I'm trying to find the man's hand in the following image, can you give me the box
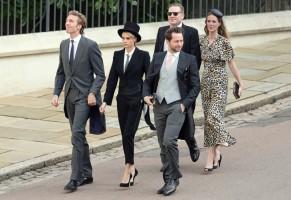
[144,96,154,106]
[88,93,96,106]
[51,95,59,107]
[180,104,185,113]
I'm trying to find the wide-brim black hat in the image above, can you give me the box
[118,21,141,42]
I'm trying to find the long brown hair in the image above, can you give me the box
[204,12,229,39]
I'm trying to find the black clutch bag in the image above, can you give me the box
[233,82,240,99]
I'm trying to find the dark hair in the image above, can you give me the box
[165,27,184,41]
[168,3,184,13]
[68,10,86,35]
[204,12,229,39]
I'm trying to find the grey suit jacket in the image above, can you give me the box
[53,36,105,106]
[142,51,200,139]
[53,36,106,134]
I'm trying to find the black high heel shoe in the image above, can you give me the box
[130,169,138,186]
[213,154,222,169]
[119,173,132,187]
[204,167,213,173]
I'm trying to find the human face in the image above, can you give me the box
[65,15,81,37]
[206,14,221,34]
[166,32,183,53]
[121,32,136,51]
[168,6,184,27]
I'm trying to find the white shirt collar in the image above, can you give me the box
[125,47,136,56]
[70,34,81,43]
[170,22,183,28]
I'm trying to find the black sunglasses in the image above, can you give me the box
[167,12,181,16]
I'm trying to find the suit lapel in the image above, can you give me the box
[160,26,169,51]
[177,51,187,74]
[72,36,85,73]
[124,48,139,73]
[119,49,126,74]
[63,39,70,71]
[155,51,167,73]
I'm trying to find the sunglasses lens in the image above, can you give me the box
[167,12,179,16]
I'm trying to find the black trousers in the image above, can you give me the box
[116,93,142,164]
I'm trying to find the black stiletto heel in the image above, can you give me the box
[218,154,222,167]
[213,154,222,169]
[204,167,213,173]
[130,169,138,186]
[119,174,132,187]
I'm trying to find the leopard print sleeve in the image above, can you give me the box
[220,37,235,62]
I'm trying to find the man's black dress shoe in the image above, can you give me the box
[78,177,93,186]
[189,148,200,162]
[157,179,179,195]
[64,180,78,192]
[157,183,167,194]
[163,179,179,196]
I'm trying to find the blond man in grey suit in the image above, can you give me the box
[51,10,105,192]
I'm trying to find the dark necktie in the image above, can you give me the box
[69,40,74,69]
[124,54,130,72]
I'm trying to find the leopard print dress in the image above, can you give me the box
[200,34,236,147]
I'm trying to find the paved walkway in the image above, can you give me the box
[0,37,291,181]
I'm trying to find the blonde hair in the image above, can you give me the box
[124,32,137,43]
[168,3,184,13]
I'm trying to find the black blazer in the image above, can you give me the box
[142,51,200,140]
[104,48,150,105]
[154,23,201,69]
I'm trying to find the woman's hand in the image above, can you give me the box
[99,102,107,113]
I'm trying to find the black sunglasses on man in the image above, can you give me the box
[167,12,181,16]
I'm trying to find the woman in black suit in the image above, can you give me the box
[99,22,150,187]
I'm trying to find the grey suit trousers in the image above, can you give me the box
[66,88,92,181]
[154,100,185,180]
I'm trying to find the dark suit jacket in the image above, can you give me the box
[154,23,201,69]
[104,48,150,105]
[53,36,106,133]
[142,51,200,139]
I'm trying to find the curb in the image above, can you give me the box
[0,84,290,182]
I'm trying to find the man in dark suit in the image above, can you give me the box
[154,3,201,68]
[143,27,200,196]
[51,10,105,192]
[154,3,201,170]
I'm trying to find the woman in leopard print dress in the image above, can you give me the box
[200,9,243,172]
